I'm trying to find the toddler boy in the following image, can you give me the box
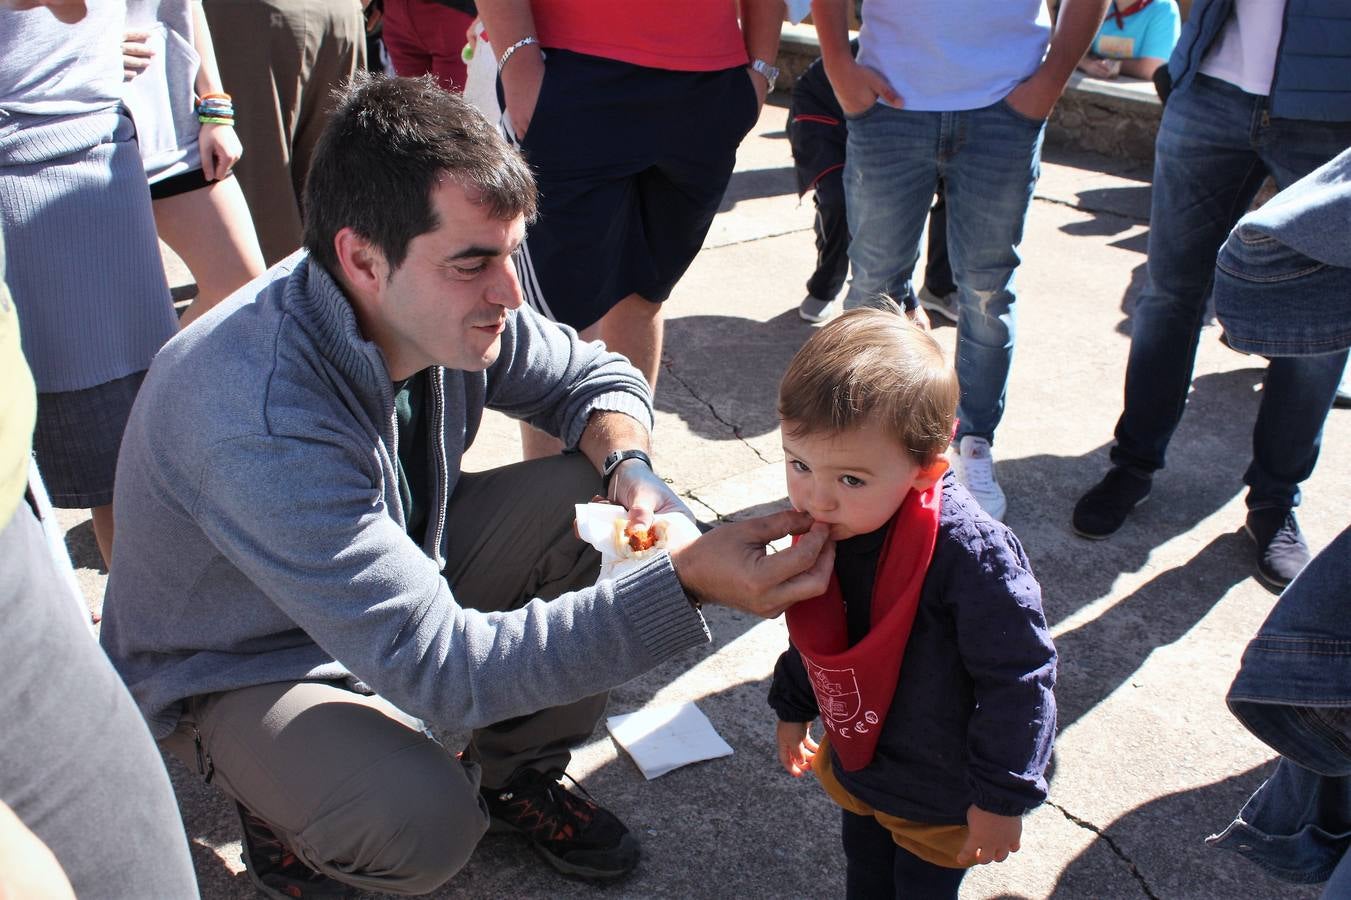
[768,308,1057,897]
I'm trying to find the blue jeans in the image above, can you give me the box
[1112,74,1351,509]
[842,810,967,899]
[1207,527,1351,887]
[843,100,1044,444]
[1213,145,1351,358]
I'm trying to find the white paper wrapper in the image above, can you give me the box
[606,701,734,780]
[574,502,702,582]
[462,23,501,121]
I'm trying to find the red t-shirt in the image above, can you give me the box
[533,0,748,72]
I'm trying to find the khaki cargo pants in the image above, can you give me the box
[162,454,604,894]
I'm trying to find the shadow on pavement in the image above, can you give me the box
[1069,185,1152,224]
[64,519,103,572]
[1051,763,1319,899]
[659,310,814,441]
[1000,365,1266,630]
[717,165,798,213]
[1049,531,1251,729]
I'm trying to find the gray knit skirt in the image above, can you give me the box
[0,106,177,506]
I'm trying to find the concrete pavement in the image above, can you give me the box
[62,95,1349,899]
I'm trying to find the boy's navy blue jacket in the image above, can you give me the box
[769,473,1057,824]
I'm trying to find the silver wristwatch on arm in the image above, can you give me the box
[749,58,779,93]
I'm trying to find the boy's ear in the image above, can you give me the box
[913,457,948,490]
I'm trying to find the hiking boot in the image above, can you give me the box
[918,286,958,324]
[482,769,640,881]
[235,803,353,900]
[1072,466,1153,539]
[951,436,1007,521]
[798,294,834,323]
[1245,507,1311,592]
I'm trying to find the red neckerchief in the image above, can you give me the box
[1110,0,1153,30]
[786,483,941,771]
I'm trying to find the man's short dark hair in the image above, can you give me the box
[303,73,538,275]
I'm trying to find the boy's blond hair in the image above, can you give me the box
[778,308,958,466]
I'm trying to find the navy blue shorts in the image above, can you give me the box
[509,49,760,331]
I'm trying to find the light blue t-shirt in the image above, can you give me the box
[857,0,1052,112]
[1092,0,1181,61]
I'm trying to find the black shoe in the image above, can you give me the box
[1245,507,1311,592]
[482,769,640,881]
[236,803,353,900]
[1072,467,1153,539]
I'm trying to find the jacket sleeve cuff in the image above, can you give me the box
[564,392,654,449]
[612,553,710,663]
[969,782,1044,818]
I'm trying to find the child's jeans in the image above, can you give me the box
[843,810,967,899]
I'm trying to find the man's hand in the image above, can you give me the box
[1003,72,1062,122]
[499,45,545,140]
[823,55,902,118]
[776,720,818,777]
[122,29,154,81]
[957,806,1023,865]
[670,510,834,617]
[608,458,695,531]
[746,67,769,113]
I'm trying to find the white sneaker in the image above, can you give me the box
[798,294,835,323]
[952,435,1007,521]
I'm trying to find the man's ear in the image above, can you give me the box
[332,227,386,300]
[913,457,948,491]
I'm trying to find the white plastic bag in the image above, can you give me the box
[462,21,500,121]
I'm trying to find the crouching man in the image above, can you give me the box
[100,74,833,897]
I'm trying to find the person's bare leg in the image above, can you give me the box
[152,177,265,328]
[519,295,662,460]
[90,503,113,570]
[519,320,605,460]
[600,293,663,388]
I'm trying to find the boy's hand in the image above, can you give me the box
[957,806,1022,865]
[776,720,818,777]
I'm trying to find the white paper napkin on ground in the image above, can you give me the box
[606,701,734,780]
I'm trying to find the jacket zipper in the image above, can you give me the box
[428,368,449,567]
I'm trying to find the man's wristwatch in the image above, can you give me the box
[749,58,779,94]
[602,449,653,497]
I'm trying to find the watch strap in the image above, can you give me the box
[750,58,779,92]
[602,449,653,494]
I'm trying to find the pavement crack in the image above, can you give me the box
[1048,802,1161,900]
[661,362,775,466]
